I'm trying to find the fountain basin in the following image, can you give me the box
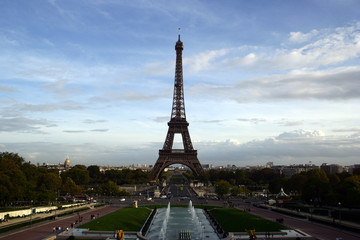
[146,201,219,240]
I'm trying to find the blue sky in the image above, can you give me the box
[0,0,359,167]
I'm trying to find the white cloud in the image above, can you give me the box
[1,124,359,166]
[188,66,360,102]
[273,23,360,69]
[0,85,18,92]
[83,119,107,124]
[276,129,325,140]
[90,129,109,132]
[289,30,319,43]
[0,141,159,166]
[153,116,169,123]
[110,90,167,102]
[276,119,304,127]
[193,21,360,72]
[237,118,266,124]
[0,117,55,133]
[198,119,225,124]
[144,61,172,75]
[14,101,84,112]
[196,129,360,166]
[63,130,86,133]
[42,38,55,47]
[184,49,228,73]
[332,128,360,133]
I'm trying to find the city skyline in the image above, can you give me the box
[0,0,359,167]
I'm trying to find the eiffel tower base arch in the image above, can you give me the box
[151,150,203,181]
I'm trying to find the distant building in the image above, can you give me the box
[346,164,360,174]
[42,155,71,173]
[266,162,274,168]
[64,155,70,169]
[202,164,213,169]
[320,163,343,174]
[272,164,318,178]
[281,167,302,178]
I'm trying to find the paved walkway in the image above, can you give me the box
[0,204,121,240]
[246,206,360,240]
[264,204,360,231]
[0,204,92,230]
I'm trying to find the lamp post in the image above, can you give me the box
[338,202,341,228]
[310,199,313,221]
[30,200,33,227]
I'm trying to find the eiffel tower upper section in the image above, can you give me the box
[161,30,195,153]
[171,32,186,121]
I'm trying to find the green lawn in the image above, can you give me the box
[78,206,288,233]
[210,208,289,232]
[79,207,151,231]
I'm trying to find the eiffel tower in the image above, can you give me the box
[151,30,204,181]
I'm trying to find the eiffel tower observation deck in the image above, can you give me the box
[151,30,204,181]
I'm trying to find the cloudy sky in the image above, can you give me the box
[0,0,359,167]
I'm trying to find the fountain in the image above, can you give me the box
[159,202,171,239]
[146,201,219,240]
[188,200,205,239]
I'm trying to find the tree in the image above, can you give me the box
[0,155,26,204]
[0,152,25,166]
[249,168,279,185]
[105,169,124,184]
[230,186,241,197]
[287,173,307,195]
[183,170,195,181]
[87,165,101,182]
[268,177,288,194]
[234,169,249,185]
[198,171,209,184]
[343,175,360,207]
[104,168,151,185]
[353,168,360,176]
[0,173,12,207]
[38,172,62,193]
[302,169,331,204]
[62,165,90,185]
[62,177,82,195]
[214,180,231,198]
[37,184,57,202]
[132,169,152,183]
[100,181,120,196]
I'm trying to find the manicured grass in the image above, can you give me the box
[210,208,289,232]
[79,206,288,233]
[79,207,151,231]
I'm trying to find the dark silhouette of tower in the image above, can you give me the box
[151,31,203,181]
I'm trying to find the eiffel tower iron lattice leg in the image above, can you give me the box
[152,151,203,181]
[151,30,203,181]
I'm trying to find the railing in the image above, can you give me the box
[159,149,197,155]
[171,149,185,153]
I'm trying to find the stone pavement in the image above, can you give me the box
[245,205,360,240]
[0,203,93,230]
[0,204,121,240]
[264,204,360,232]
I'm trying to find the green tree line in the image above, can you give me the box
[202,167,360,207]
[0,152,151,207]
